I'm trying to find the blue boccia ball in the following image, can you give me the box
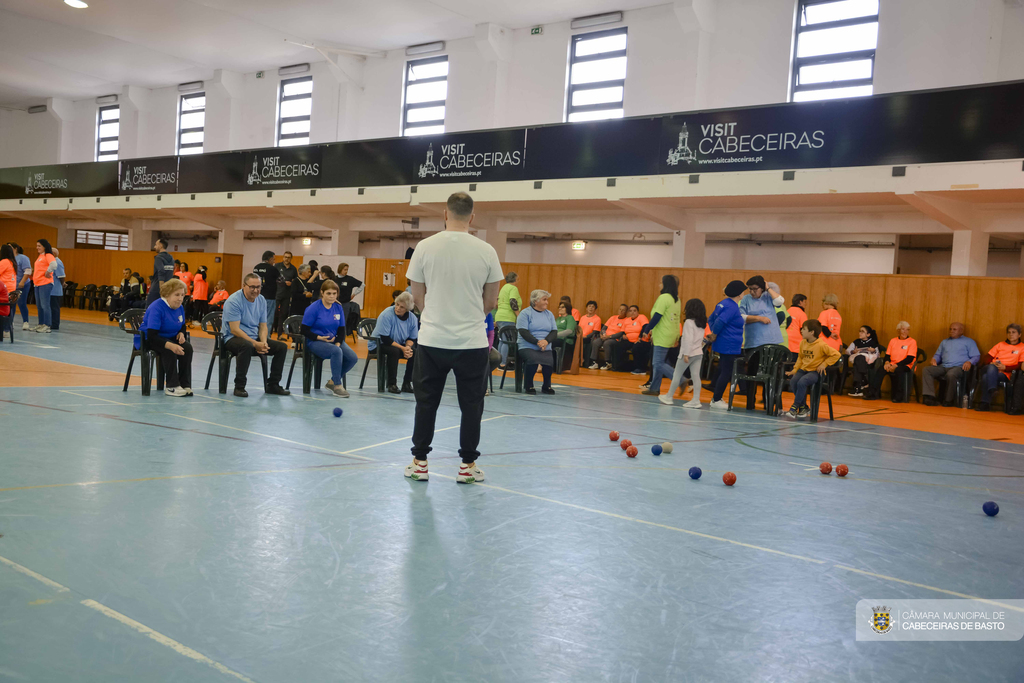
[652,444,663,456]
[983,501,999,517]
[333,407,343,418]
[688,466,702,480]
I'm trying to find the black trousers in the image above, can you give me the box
[870,365,913,401]
[610,339,645,371]
[223,336,287,388]
[192,299,208,322]
[152,335,193,388]
[382,344,416,384]
[524,362,553,390]
[411,345,489,463]
[850,355,876,390]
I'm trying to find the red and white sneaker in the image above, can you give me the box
[404,460,428,481]
[457,463,484,483]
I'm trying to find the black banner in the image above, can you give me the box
[118,156,179,195]
[243,146,323,191]
[322,128,528,187]
[525,118,662,180]
[0,162,117,199]
[176,151,248,194]
[0,166,26,200]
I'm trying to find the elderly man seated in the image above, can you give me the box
[922,322,980,407]
[369,291,418,394]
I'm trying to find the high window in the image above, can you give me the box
[177,92,205,155]
[96,105,119,161]
[75,229,128,251]
[791,0,879,102]
[566,27,627,122]
[402,56,448,137]
[277,76,312,147]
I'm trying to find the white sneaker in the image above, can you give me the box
[631,369,645,375]
[21,322,30,331]
[710,400,729,411]
[35,325,50,333]
[683,400,703,409]
[601,363,612,370]
[658,394,674,406]
[164,386,189,397]
[404,460,428,481]
[184,388,194,396]
[587,362,599,370]
[456,462,481,483]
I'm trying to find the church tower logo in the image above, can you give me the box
[121,166,133,191]
[418,144,439,178]
[246,157,260,186]
[666,122,698,166]
[25,175,33,195]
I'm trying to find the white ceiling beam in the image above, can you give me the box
[67,210,137,230]
[674,0,717,33]
[474,23,511,62]
[161,209,236,232]
[610,199,690,232]
[896,191,988,231]
[0,211,66,230]
[271,206,352,230]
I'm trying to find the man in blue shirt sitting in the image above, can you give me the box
[220,273,290,397]
[922,322,980,407]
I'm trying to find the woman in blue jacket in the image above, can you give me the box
[301,279,358,398]
[706,280,747,409]
[140,278,193,397]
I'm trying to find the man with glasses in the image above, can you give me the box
[220,273,290,397]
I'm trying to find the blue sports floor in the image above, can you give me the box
[1,321,1022,682]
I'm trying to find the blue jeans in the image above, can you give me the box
[34,282,52,327]
[16,282,31,322]
[307,340,358,385]
[495,321,515,365]
[790,369,822,409]
[266,299,277,333]
[979,364,1010,405]
[650,345,676,389]
[50,294,62,329]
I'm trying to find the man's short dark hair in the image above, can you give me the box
[792,293,807,306]
[283,251,292,257]
[262,250,275,261]
[156,238,168,249]
[586,300,598,308]
[628,304,639,311]
[446,192,474,219]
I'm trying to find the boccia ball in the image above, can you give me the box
[609,431,620,441]
[836,464,849,477]
[820,462,832,475]
[626,446,639,458]
[688,466,702,480]
[661,442,673,454]
[620,441,630,451]
[333,407,343,418]
[723,472,736,486]
[652,444,663,456]
[983,501,999,517]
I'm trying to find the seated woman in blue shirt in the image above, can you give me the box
[516,289,558,395]
[369,291,419,394]
[140,278,193,397]
[301,279,358,398]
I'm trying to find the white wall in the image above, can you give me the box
[6,0,1024,166]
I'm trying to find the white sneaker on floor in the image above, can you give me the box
[184,387,194,396]
[710,400,729,411]
[456,462,480,483]
[639,381,650,389]
[631,369,645,375]
[658,394,673,406]
[405,460,428,481]
[21,322,31,331]
[165,386,189,397]
[683,400,702,409]
[601,363,612,370]
[35,325,50,333]
[587,362,599,370]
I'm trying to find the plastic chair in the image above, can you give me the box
[119,309,159,396]
[1,290,19,343]
[936,364,978,408]
[969,366,1020,412]
[356,318,389,392]
[497,326,522,392]
[729,345,791,415]
[900,349,927,403]
[201,312,223,391]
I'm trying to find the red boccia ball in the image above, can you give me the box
[836,464,849,477]
[723,472,736,486]
[620,439,632,450]
[609,431,620,441]
[820,462,833,475]
[626,446,638,458]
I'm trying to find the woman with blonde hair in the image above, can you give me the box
[140,278,193,397]
[818,293,843,351]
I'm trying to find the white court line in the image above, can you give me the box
[81,600,257,683]
[0,554,256,682]
[59,389,132,406]
[973,446,1024,455]
[8,339,59,349]
[340,415,508,455]
[783,424,952,445]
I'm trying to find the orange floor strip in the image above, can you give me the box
[0,349,138,387]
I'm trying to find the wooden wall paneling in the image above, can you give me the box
[0,219,58,252]
[963,279,1024,354]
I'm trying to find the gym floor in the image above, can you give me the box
[1,314,1022,682]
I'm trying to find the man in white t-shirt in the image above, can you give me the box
[405,192,504,484]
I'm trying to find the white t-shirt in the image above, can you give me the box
[406,230,504,349]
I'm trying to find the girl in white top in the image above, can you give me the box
[660,298,708,408]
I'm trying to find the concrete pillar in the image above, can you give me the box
[1018,244,1024,278]
[330,225,360,255]
[205,69,244,153]
[55,223,76,250]
[127,224,154,252]
[950,230,989,276]
[117,86,150,160]
[671,229,705,268]
[476,229,507,261]
[217,226,244,254]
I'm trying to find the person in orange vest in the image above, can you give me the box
[786,294,808,357]
[865,321,917,402]
[818,293,842,351]
[975,323,1023,412]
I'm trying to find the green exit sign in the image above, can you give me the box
[531,26,543,35]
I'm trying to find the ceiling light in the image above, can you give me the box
[571,11,623,29]
[64,0,88,8]
[406,42,445,56]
